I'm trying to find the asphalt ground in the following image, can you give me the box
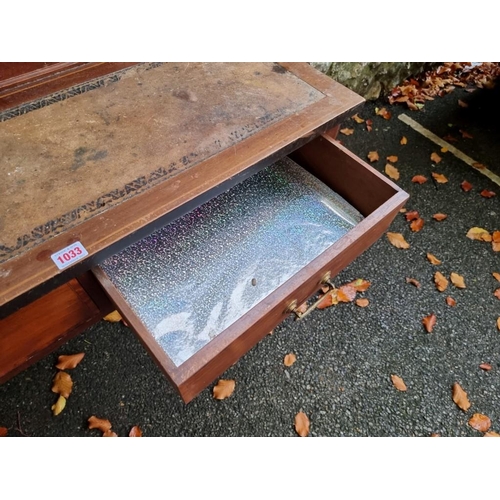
[1,80,499,438]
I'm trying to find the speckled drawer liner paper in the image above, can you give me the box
[100,157,363,366]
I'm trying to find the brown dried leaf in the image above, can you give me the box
[412,175,428,184]
[385,163,400,180]
[473,162,486,170]
[427,253,441,265]
[492,273,500,282]
[494,289,500,300]
[316,291,338,310]
[340,128,354,136]
[433,213,448,221]
[348,279,371,292]
[410,218,424,232]
[469,413,492,432]
[387,232,410,249]
[51,371,73,399]
[484,431,500,437]
[352,114,364,123]
[399,208,407,213]
[376,107,391,120]
[284,353,297,367]
[460,129,473,139]
[367,151,379,162]
[441,147,448,153]
[432,172,448,183]
[461,180,473,192]
[0,427,7,437]
[430,433,441,437]
[458,99,468,108]
[337,284,357,303]
[480,363,492,371]
[55,353,85,370]
[406,277,421,288]
[296,302,308,314]
[400,136,408,145]
[405,210,419,221]
[450,272,466,289]
[493,231,500,252]
[365,119,373,132]
[497,318,500,330]
[103,430,118,437]
[213,379,235,400]
[88,416,112,433]
[452,383,471,411]
[434,272,448,292]
[446,296,457,307]
[355,298,369,308]
[422,313,437,333]
[391,374,407,391]
[129,426,143,437]
[480,189,496,198]
[294,411,310,437]
[431,152,442,163]
[387,155,398,163]
[51,396,66,416]
[466,227,492,241]
[103,310,122,322]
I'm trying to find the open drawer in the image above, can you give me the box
[93,134,408,403]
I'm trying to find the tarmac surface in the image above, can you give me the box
[1,77,499,437]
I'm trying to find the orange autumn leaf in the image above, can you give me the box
[493,273,500,282]
[294,411,310,437]
[103,430,118,437]
[103,310,123,322]
[493,231,500,252]
[427,253,441,265]
[337,284,357,303]
[434,272,448,292]
[433,213,448,221]
[431,152,442,163]
[51,395,66,416]
[365,119,373,132]
[316,291,338,310]
[385,163,400,180]
[484,431,500,437]
[494,289,500,300]
[284,353,297,367]
[466,227,492,242]
[405,210,419,221]
[213,379,235,400]
[479,363,492,371]
[452,383,471,411]
[376,107,391,120]
[55,353,85,370]
[391,374,407,392]
[410,218,424,232]
[386,155,398,163]
[469,413,492,432]
[367,151,379,162]
[51,371,73,399]
[450,272,466,289]
[422,313,437,333]
[461,180,473,192]
[88,416,112,433]
[355,298,369,308]
[406,277,421,288]
[352,114,365,124]
[340,128,354,136]
[432,172,448,183]
[348,279,371,292]
[387,232,410,249]
[412,175,428,184]
[446,296,457,307]
[441,147,448,153]
[0,427,7,437]
[480,189,496,198]
[400,136,408,145]
[296,302,308,315]
[129,426,143,437]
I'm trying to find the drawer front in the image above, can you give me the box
[93,135,408,403]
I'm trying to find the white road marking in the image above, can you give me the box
[398,113,500,187]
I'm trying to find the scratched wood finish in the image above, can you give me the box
[94,136,409,403]
[0,63,364,313]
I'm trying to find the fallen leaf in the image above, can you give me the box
[294,411,310,437]
[446,296,457,307]
[104,310,122,322]
[387,232,410,249]
[466,227,492,242]
[433,213,448,221]
[337,284,357,303]
[427,253,441,265]
[410,218,424,232]
[412,175,428,184]
[51,371,73,399]
[55,353,85,370]
[365,119,373,132]
[493,231,500,252]
[493,273,500,282]
[284,353,297,367]
[376,107,391,120]
[213,379,235,400]
[51,396,66,416]
[316,291,338,309]
[461,180,473,192]
[406,277,421,288]
[443,134,458,142]
[0,427,8,437]
[340,128,354,136]
[458,99,469,108]
[385,163,400,180]
[473,162,486,170]
[400,136,408,145]
[432,172,448,183]
[367,151,379,162]
[469,413,491,432]
[387,155,398,163]
[450,272,466,289]
[296,302,308,314]
[431,152,442,163]
[422,313,437,333]
[460,129,473,139]
[430,433,441,437]
[129,426,143,437]
[348,279,371,292]
[103,430,118,437]
[480,189,496,198]
[352,114,364,124]
[484,431,500,437]
[405,210,419,221]
[452,383,471,411]
[88,416,112,433]
[434,272,448,292]
[494,289,500,300]
[356,298,369,307]
[480,363,492,371]
[497,318,500,330]
[441,147,448,153]
[391,374,407,391]
[399,208,407,213]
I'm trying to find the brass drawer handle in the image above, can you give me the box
[286,272,335,320]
